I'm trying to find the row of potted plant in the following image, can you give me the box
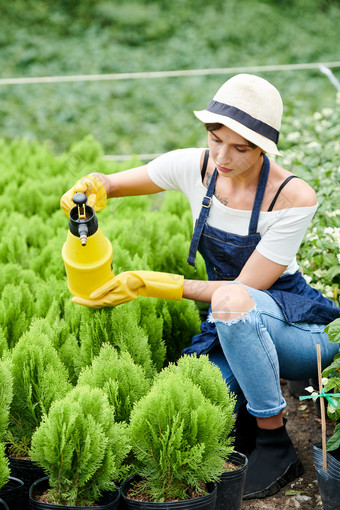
[0,353,248,509]
[2,320,338,508]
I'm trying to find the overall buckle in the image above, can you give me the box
[202,196,212,208]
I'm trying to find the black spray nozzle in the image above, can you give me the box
[78,222,89,246]
[69,192,98,246]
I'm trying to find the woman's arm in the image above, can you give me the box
[182,251,287,303]
[91,165,165,198]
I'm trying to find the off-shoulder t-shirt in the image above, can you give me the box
[147,148,317,275]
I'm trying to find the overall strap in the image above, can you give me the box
[201,149,210,182]
[267,175,299,211]
[187,159,218,269]
[248,154,270,235]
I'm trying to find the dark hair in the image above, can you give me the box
[204,123,257,150]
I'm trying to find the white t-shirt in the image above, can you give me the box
[147,148,317,275]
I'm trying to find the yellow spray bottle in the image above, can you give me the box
[62,192,114,299]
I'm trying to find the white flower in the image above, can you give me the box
[304,386,319,401]
[321,377,329,386]
[323,227,340,248]
[306,141,321,149]
[326,210,340,217]
[322,108,333,117]
[313,112,322,120]
[314,269,327,278]
[286,131,300,141]
[324,285,335,299]
[303,274,312,284]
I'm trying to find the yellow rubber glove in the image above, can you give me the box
[72,271,184,308]
[60,175,107,216]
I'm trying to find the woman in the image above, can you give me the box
[61,74,340,499]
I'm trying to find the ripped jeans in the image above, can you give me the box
[208,283,339,418]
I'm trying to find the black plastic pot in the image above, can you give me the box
[287,379,310,399]
[121,475,217,510]
[0,499,9,510]
[0,477,24,510]
[313,443,340,510]
[29,477,121,510]
[215,452,248,510]
[8,454,46,507]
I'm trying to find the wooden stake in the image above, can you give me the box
[317,344,327,470]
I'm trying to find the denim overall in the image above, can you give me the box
[183,154,339,357]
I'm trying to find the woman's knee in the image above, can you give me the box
[211,283,254,321]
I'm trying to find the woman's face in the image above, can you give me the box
[208,125,263,179]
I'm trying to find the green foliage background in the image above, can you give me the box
[1,0,340,155]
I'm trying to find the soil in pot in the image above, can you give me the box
[215,452,248,510]
[29,477,121,510]
[0,477,24,510]
[313,443,340,510]
[121,475,217,510]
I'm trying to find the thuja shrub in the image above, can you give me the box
[0,282,35,349]
[129,372,234,502]
[30,386,131,506]
[0,443,9,491]
[77,344,150,422]
[126,299,166,372]
[78,305,156,379]
[0,359,13,441]
[157,299,201,363]
[158,355,236,429]
[8,328,71,456]
[0,359,12,490]
[0,327,7,359]
[32,276,69,319]
[27,318,82,385]
[0,263,37,295]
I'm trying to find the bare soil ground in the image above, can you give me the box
[242,380,336,510]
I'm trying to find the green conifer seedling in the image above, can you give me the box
[129,372,234,502]
[157,354,236,436]
[0,443,10,491]
[30,386,131,506]
[0,359,13,491]
[8,328,71,457]
[78,306,156,379]
[77,344,150,422]
[0,359,13,441]
[0,282,34,349]
[27,317,82,386]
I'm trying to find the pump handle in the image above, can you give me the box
[72,192,87,205]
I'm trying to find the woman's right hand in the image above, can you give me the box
[60,174,108,215]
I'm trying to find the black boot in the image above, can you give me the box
[243,423,304,499]
[232,403,258,456]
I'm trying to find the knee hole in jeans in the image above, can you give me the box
[211,283,255,322]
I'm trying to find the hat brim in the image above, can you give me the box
[194,109,282,157]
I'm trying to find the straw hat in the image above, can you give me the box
[194,74,283,156]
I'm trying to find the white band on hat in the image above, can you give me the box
[206,100,280,144]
